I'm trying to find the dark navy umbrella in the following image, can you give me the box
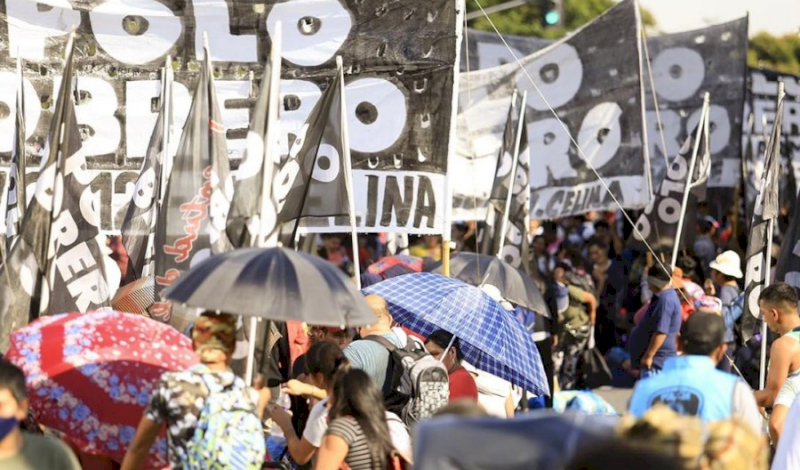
[428,253,550,317]
[363,272,549,395]
[163,247,376,326]
[413,411,618,470]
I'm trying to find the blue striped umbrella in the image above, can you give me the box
[363,272,549,396]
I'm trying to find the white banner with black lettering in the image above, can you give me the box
[454,17,748,221]
[455,0,647,221]
[0,0,459,235]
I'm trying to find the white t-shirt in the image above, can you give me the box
[772,396,800,470]
[464,363,512,418]
[301,397,412,459]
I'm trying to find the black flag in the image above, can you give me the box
[630,109,711,256]
[226,58,279,248]
[152,45,234,323]
[743,91,784,342]
[0,36,112,350]
[480,93,530,272]
[121,66,171,282]
[275,72,349,238]
[6,56,27,248]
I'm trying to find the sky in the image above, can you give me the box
[637,0,800,36]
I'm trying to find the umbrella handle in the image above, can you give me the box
[439,334,458,364]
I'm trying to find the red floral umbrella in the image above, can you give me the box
[6,310,198,469]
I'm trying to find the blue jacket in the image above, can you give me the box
[629,355,738,422]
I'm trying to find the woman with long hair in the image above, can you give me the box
[271,340,348,465]
[314,368,399,470]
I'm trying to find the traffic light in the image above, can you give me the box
[541,0,563,28]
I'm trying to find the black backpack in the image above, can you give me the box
[366,335,449,425]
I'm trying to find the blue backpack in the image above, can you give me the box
[185,373,265,470]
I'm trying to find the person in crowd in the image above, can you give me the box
[588,239,626,352]
[425,330,478,402]
[629,267,683,378]
[593,219,623,260]
[308,326,354,350]
[706,250,743,373]
[318,234,349,267]
[275,341,344,465]
[431,400,489,418]
[628,313,761,433]
[694,216,719,275]
[675,255,705,298]
[409,235,442,261]
[754,283,800,443]
[0,360,82,470]
[121,312,271,470]
[314,368,409,470]
[771,395,800,470]
[532,235,552,278]
[549,263,596,390]
[343,295,404,410]
[618,405,768,470]
[563,440,686,470]
[273,342,411,466]
[515,306,555,408]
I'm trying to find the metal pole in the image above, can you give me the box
[245,22,282,387]
[760,81,785,390]
[337,56,362,290]
[670,93,710,270]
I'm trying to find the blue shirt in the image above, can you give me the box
[344,333,403,389]
[629,288,682,369]
[629,355,739,422]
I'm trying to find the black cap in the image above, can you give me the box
[680,313,725,355]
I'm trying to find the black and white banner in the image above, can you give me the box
[0,0,459,235]
[744,69,800,209]
[455,0,647,221]
[480,93,530,271]
[454,16,748,221]
[631,116,711,255]
[644,18,748,220]
[742,91,781,342]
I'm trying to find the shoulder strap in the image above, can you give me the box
[365,335,399,352]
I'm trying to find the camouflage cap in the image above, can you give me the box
[192,312,237,356]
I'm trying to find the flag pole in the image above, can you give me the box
[244,22,282,387]
[442,0,466,277]
[670,92,709,270]
[336,56,361,289]
[496,90,526,257]
[760,81,785,390]
[159,55,173,207]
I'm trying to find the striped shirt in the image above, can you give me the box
[326,416,383,470]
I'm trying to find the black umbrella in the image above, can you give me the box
[163,247,376,326]
[428,253,549,317]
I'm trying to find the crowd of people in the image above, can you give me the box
[4,208,800,470]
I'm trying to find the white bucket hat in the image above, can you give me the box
[709,250,743,279]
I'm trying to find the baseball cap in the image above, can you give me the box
[680,312,724,355]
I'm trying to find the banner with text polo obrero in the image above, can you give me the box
[0,0,460,235]
[454,0,647,221]
[454,16,749,221]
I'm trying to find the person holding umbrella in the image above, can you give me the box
[0,360,82,470]
[425,330,478,403]
[121,312,270,470]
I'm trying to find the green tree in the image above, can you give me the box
[466,0,656,40]
[748,32,800,75]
